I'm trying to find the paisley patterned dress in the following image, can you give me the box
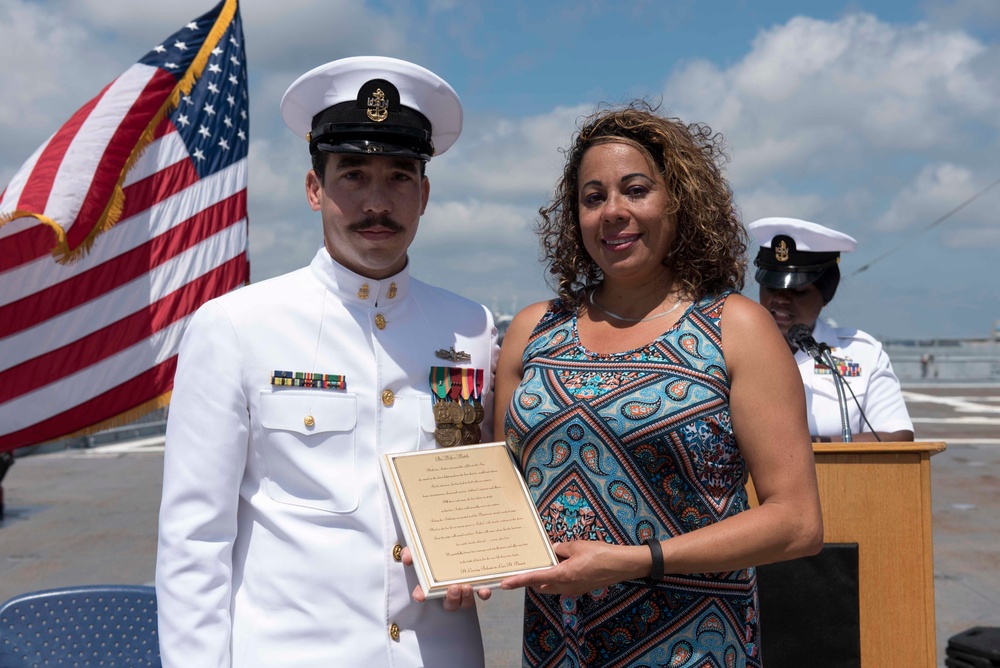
[505,294,760,668]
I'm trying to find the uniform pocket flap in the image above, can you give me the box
[260,392,358,434]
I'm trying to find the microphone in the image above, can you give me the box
[788,322,854,441]
[787,323,823,359]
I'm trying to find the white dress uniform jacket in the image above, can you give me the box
[796,319,912,439]
[156,248,499,668]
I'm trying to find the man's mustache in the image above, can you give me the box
[348,215,405,233]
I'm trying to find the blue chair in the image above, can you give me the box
[0,584,160,667]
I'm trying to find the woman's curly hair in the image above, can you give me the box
[538,100,748,306]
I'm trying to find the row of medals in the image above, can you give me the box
[433,398,485,447]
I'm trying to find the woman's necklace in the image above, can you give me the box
[588,289,682,323]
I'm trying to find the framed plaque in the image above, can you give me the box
[381,441,558,599]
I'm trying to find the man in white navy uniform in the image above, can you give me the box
[748,217,913,443]
[156,56,498,667]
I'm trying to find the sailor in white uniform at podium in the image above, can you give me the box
[749,217,913,442]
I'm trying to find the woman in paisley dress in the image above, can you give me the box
[495,102,824,668]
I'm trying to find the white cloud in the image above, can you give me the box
[0,2,109,133]
[735,186,828,227]
[409,199,550,308]
[664,14,997,190]
[247,139,304,214]
[247,212,322,284]
[419,200,536,242]
[875,163,983,231]
[432,105,589,202]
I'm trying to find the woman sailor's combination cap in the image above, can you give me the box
[748,217,858,289]
[280,55,462,161]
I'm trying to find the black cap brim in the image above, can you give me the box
[754,267,824,290]
[313,138,431,161]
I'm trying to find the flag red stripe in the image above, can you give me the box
[152,115,174,141]
[0,255,247,405]
[0,358,178,452]
[0,133,195,273]
[67,69,179,252]
[0,226,60,273]
[120,155,200,221]
[0,189,246,339]
[0,1,248,451]
[14,83,110,213]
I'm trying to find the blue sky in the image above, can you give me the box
[1,0,998,339]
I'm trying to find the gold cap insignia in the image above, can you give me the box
[367,88,388,123]
[775,240,790,263]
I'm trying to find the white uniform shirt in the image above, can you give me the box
[156,248,499,668]
[796,319,912,439]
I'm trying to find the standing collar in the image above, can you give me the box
[811,318,836,348]
[308,247,411,307]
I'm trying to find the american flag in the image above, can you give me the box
[0,0,249,451]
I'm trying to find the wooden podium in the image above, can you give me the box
[752,441,946,667]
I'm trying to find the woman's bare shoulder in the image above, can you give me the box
[504,300,556,347]
[719,292,778,334]
[512,300,554,325]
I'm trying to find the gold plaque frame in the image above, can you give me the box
[381,441,558,599]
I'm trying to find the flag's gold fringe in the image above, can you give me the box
[0,210,68,248]
[53,0,241,265]
[174,0,240,107]
[44,391,173,446]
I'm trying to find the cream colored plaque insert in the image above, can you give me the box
[382,442,557,597]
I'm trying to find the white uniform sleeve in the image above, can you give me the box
[156,301,249,668]
[860,342,913,434]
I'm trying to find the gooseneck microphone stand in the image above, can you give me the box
[817,344,852,443]
[788,324,853,442]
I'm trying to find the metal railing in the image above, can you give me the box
[18,409,168,456]
[884,341,1000,383]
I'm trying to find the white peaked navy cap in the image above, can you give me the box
[748,217,857,290]
[280,55,463,161]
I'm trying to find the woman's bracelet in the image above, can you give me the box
[643,538,664,581]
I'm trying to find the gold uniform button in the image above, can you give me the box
[389,623,400,641]
[382,389,395,407]
[375,314,386,330]
[303,415,315,428]
[392,543,403,562]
